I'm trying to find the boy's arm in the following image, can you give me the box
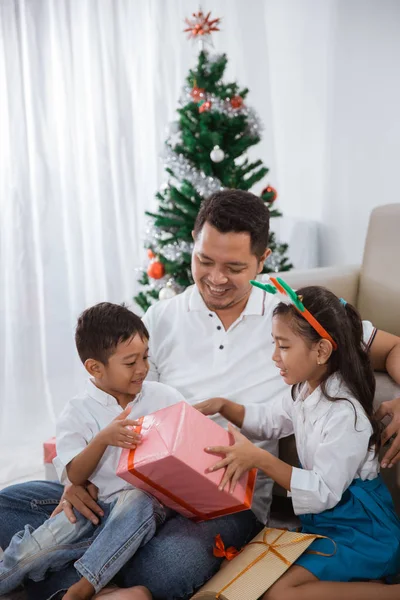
[66,436,108,486]
[66,406,142,486]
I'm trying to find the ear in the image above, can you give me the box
[191,230,196,241]
[84,358,104,379]
[317,339,333,365]
[257,248,271,273]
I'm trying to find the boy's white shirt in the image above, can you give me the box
[143,284,377,523]
[53,380,185,502]
[242,372,379,516]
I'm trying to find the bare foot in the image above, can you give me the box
[64,576,96,600]
[94,586,152,599]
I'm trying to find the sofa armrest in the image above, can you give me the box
[268,265,361,306]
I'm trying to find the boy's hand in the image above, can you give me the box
[194,397,226,416]
[97,406,143,449]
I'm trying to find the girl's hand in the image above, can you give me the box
[97,406,142,449]
[205,423,260,493]
[194,397,226,416]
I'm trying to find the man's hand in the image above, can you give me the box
[194,398,226,416]
[205,423,260,493]
[50,483,103,525]
[376,397,400,468]
[97,406,142,449]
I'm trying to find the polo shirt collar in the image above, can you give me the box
[86,378,142,407]
[188,284,267,316]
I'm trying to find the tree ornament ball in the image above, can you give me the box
[147,260,165,279]
[262,185,278,202]
[210,145,225,163]
[199,100,212,113]
[230,95,243,109]
[191,86,205,101]
[159,285,177,301]
[147,249,156,260]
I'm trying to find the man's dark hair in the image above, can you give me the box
[193,189,270,258]
[75,302,149,364]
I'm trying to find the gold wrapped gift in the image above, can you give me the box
[192,528,320,600]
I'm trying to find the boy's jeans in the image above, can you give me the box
[0,480,263,599]
[0,487,166,595]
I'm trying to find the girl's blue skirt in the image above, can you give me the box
[295,475,400,581]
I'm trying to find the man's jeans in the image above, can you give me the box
[0,481,263,600]
[0,487,166,595]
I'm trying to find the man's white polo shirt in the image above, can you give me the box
[143,285,283,523]
[143,284,377,524]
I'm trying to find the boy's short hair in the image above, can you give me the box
[75,302,149,364]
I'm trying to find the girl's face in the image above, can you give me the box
[272,313,322,387]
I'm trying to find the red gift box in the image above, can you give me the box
[117,401,256,520]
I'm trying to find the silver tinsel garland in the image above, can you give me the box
[162,144,225,197]
[180,86,263,138]
[264,251,282,273]
[143,219,193,259]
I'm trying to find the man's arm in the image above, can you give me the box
[369,330,400,382]
[370,329,400,467]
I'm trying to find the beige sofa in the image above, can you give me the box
[273,203,400,513]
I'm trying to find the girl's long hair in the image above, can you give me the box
[273,286,380,450]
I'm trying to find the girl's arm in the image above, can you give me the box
[195,393,295,440]
[195,398,245,427]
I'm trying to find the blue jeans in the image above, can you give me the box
[0,481,263,600]
[0,487,167,595]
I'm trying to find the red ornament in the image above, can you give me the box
[147,249,156,260]
[184,11,221,40]
[191,86,205,102]
[147,260,165,280]
[230,96,244,109]
[261,185,278,203]
[199,100,212,114]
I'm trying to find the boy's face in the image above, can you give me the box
[95,333,149,398]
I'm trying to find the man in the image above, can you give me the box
[1,190,399,600]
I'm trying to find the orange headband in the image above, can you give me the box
[250,277,337,350]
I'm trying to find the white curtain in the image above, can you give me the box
[0,0,278,485]
[1,0,399,485]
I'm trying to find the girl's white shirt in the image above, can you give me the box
[242,372,379,515]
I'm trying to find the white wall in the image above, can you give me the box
[263,0,400,266]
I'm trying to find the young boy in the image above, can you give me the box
[0,303,185,600]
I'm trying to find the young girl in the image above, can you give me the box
[195,282,400,600]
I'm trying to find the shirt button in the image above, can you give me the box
[209,313,213,317]
[219,345,224,350]
[217,326,222,330]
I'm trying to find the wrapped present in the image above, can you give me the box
[117,401,256,520]
[192,528,329,600]
[43,437,58,481]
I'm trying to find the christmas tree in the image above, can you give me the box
[135,11,292,313]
